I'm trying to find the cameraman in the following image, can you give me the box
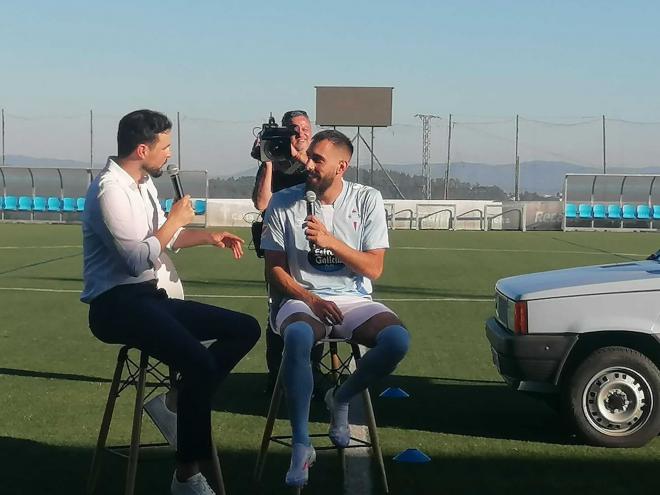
[251,110,324,396]
[252,110,311,210]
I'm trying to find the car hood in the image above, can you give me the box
[497,260,660,300]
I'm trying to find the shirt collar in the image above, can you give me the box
[106,157,148,190]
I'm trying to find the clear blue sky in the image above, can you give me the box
[2,0,659,174]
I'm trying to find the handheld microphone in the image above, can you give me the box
[305,190,316,217]
[305,190,316,250]
[167,163,184,201]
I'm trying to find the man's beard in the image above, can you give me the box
[307,174,333,195]
[147,168,164,178]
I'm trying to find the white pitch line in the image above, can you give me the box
[0,245,82,249]
[0,244,647,257]
[392,246,647,256]
[0,287,80,293]
[0,287,492,302]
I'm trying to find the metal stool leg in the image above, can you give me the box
[209,428,227,495]
[87,346,129,495]
[254,365,284,484]
[352,344,389,494]
[124,351,149,495]
[361,387,389,494]
[330,342,341,384]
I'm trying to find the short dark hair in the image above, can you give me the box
[310,129,354,158]
[117,109,172,158]
[281,110,309,128]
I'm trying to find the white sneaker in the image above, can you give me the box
[171,472,215,495]
[325,389,350,448]
[285,443,316,487]
[144,392,177,448]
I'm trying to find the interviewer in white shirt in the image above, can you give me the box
[81,109,260,495]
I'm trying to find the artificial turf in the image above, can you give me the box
[1,223,660,494]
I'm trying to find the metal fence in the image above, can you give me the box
[2,110,659,199]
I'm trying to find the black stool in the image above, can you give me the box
[253,338,389,494]
[86,345,226,495]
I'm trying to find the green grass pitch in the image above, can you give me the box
[1,223,660,494]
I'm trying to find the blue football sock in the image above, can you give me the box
[282,321,315,446]
[334,325,410,404]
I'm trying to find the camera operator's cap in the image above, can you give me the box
[281,110,309,127]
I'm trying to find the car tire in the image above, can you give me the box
[563,346,660,448]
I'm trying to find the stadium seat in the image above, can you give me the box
[194,199,207,215]
[564,203,577,218]
[653,205,660,220]
[592,204,606,219]
[164,198,174,214]
[33,196,47,212]
[76,197,86,212]
[637,205,651,220]
[62,197,76,212]
[159,199,167,211]
[18,196,33,211]
[622,204,636,219]
[47,197,61,212]
[607,204,622,219]
[4,196,18,211]
[578,203,592,219]
[0,196,3,210]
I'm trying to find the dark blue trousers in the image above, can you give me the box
[89,281,260,462]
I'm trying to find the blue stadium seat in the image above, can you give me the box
[62,197,76,212]
[622,204,636,219]
[194,199,207,215]
[607,204,622,219]
[18,196,33,211]
[0,196,3,210]
[653,205,660,220]
[592,204,606,219]
[33,196,47,212]
[76,197,86,212]
[159,199,167,211]
[47,197,62,212]
[637,204,651,220]
[164,199,174,214]
[578,203,592,219]
[564,203,577,218]
[4,196,18,211]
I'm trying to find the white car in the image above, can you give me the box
[486,256,660,447]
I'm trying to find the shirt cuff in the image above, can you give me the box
[166,227,184,253]
[145,236,162,267]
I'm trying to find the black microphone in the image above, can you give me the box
[167,163,184,201]
[305,190,316,250]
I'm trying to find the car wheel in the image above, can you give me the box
[564,346,660,448]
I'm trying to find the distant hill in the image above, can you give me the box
[5,154,660,195]
[374,161,660,195]
[3,154,98,169]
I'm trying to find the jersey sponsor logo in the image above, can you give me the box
[308,247,345,272]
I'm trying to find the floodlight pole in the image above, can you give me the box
[370,127,374,186]
[444,114,453,200]
[177,112,182,168]
[356,126,360,183]
[1,108,4,167]
[602,114,606,174]
[415,113,440,200]
[90,109,94,169]
[514,114,520,201]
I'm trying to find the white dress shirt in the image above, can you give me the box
[81,158,182,303]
